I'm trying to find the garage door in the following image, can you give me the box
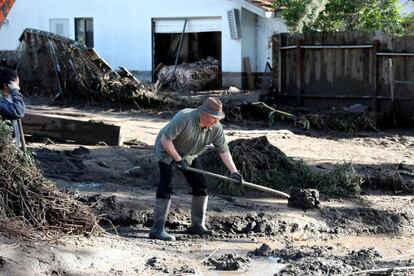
[153,17,221,33]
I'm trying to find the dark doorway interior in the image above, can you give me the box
[153,31,221,84]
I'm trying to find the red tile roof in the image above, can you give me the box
[246,0,275,12]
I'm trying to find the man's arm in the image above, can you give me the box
[220,150,243,184]
[160,133,182,161]
[219,150,238,173]
[0,89,25,120]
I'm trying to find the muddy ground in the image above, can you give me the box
[1,100,414,276]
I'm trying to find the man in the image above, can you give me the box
[150,97,243,241]
[0,68,26,145]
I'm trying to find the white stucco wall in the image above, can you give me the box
[0,0,287,87]
[256,16,287,73]
[241,8,257,72]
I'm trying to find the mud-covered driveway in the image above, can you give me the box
[1,103,413,275]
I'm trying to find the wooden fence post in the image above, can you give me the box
[372,39,379,111]
[296,39,304,106]
[272,35,281,95]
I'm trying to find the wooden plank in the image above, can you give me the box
[243,57,255,90]
[118,66,142,84]
[22,113,124,146]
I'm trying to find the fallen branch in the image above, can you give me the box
[0,121,101,240]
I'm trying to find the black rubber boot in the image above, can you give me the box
[149,198,175,241]
[188,196,212,236]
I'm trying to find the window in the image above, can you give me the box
[49,19,70,37]
[75,18,94,48]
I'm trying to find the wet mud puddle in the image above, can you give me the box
[181,239,286,275]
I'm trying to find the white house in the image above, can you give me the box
[0,0,287,88]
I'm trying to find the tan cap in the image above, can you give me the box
[199,97,225,119]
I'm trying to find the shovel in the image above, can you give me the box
[186,167,290,199]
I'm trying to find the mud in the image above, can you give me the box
[204,253,250,271]
[75,191,414,250]
[248,243,273,257]
[287,187,321,210]
[146,257,196,274]
[268,246,413,276]
[78,194,152,227]
[2,103,412,275]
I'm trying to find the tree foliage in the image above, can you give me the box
[272,0,328,33]
[401,11,414,36]
[274,0,406,35]
[311,0,403,33]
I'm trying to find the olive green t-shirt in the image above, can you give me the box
[155,108,229,165]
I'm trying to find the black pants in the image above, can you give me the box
[156,158,208,199]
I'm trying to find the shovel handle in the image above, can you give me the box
[186,167,290,199]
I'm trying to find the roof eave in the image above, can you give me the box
[234,0,267,17]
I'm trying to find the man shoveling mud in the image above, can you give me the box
[149,97,243,241]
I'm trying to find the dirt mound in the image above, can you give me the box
[200,136,363,196]
[0,122,98,239]
[199,136,293,195]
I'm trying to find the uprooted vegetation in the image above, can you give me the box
[0,121,99,239]
[303,110,379,132]
[200,136,364,196]
[244,103,392,133]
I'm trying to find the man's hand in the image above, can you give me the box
[175,159,188,171]
[8,81,20,90]
[230,171,243,185]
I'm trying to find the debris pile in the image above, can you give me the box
[157,56,220,92]
[200,136,363,196]
[363,165,414,193]
[0,121,99,239]
[302,110,379,132]
[1,29,184,107]
[239,103,380,132]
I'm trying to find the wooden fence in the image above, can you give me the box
[272,31,414,125]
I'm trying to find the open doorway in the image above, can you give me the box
[153,32,221,89]
[154,32,221,66]
[152,18,222,90]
